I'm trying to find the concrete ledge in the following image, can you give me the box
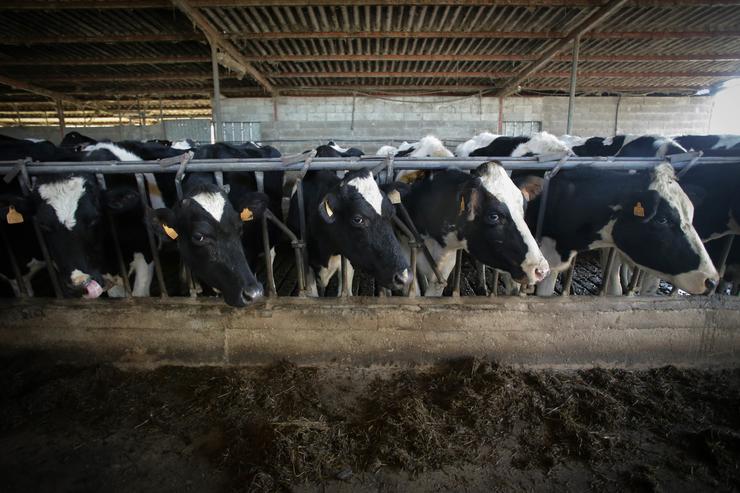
[0,297,739,369]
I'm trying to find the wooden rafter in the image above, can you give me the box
[171,0,275,94]
[0,74,112,114]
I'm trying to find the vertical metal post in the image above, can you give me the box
[55,99,65,141]
[210,41,223,143]
[256,177,276,296]
[711,234,735,295]
[407,241,418,298]
[490,270,499,297]
[341,255,350,297]
[561,259,576,296]
[452,249,463,297]
[625,266,642,296]
[565,34,580,135]
[159,97,167,140]
[476,260,488,296]
[599,248,616,296]
[17,167,63,298]
[497,97,504,134]
[134,173,168,298]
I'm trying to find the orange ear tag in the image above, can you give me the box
[387,190,401,205]
[240,207,254,222]
[459,195,466,214]
[6,206,24,225]
[163,224,178,240]
[633,202,645,217]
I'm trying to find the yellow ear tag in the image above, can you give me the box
[633,202,645,218]
[324,199,334,217]
[459,195,466,214]
[387,189,401,205]
[240,207,254,222]
[163,224,178,240]
[6,206,24,225]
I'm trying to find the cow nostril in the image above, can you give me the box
[704,278,718,292]
[534,267,548,281]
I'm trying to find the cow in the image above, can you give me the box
[148,172,269,306]
[59,131,97,151]
[287,168,412,296]
[465,131,571,158]
[327,141,364,157]
[520,162,719,296]
[568,134,686,158]
[455,132,499,157]
[376,135,454,159]
[401,161,549,296]
[674,135,740,157]
[0,146,149,299]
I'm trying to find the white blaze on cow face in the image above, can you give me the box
[477,162,550,283]
[38,176,87,230]
[346,174,383,216]
[193,192,227,222]
[649,162,718,293]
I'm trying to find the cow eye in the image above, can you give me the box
[192,233,207,244]
[486,212,501,225]
[654,216,669,225]
[352,215,364,226]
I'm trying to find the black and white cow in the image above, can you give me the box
[567,134,686,158]
[149,172,268,306]
[287,169,411,295]
[401,161,549,295]
[674,135,740,157]
[0,146,149,299]
[520,162,719,295]
[327,141,364,157]
[59,131,97,151]
[458,131,571,158]
[377,135,454,159]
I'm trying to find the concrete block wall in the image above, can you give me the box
[220,94,715,153]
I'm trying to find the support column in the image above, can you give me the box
[497,96,504,134]
[55,99,65,140]
[210,40,223,143]
[566,35,581,135]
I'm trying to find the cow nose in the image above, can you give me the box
[534,267,549,282]
[704,278,718,293]
[393,269,413,288]
[243,285,264,302]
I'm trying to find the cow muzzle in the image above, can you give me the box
[391,268,413,291]
[520,258,550,285]
[238,285,264,306]
[69,269,104,299]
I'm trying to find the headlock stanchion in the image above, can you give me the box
[1,154,739,300]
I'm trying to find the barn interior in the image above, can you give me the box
[0,2,739,492]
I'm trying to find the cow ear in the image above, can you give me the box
[318,192,340,224]
[148,207,178,241]
[515,175,545,202]
[622,190,660,223]
[0,194,36,217]
[234,192,269,222]
[104,187,140,214]
[380,182,410,205]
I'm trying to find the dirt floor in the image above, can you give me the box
[1,355,739,493]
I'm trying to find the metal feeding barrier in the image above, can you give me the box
[0,153,738,301]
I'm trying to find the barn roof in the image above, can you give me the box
[0,1,738,125]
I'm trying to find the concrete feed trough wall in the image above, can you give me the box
[0,297,738,369]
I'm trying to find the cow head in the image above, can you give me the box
[610,163,719,294]
[317,169,412,290]
[1,174,140,298]
[458,162,549,284]
[150,184,267,307]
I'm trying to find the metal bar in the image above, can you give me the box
[562,260,576,296]
[341,256,351,297]
[210,40,223,143]
[396,202,447,285]
[16,165,64,299]
[491,270,499,297]
[55,99,65,141]
[565,35,580,135]
[712,234,735,295]
[408,241,418,298]
[0,221,30,297]
[2,156,736,176]
[96,173,132,297]
[599,248,617,296]
[476,261,488,296]
[134,173,168,298]
[256,175,276,297]
[263,209,306,296]
[625,266,642,295]
[452,249,463,297]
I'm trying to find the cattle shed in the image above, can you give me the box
[1,3,740,491]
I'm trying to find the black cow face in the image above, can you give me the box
[1,175,140,298]
[459,162,549,284]
[151,187,268,307]
[317,170,411,290]
[610,164,718,294]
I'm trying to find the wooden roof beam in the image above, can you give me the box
[0,56,211,66]
[171,0,275,94]
[496,0,629,97]
[265,70,738,79]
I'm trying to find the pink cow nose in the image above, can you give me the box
[534,267,549,282]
